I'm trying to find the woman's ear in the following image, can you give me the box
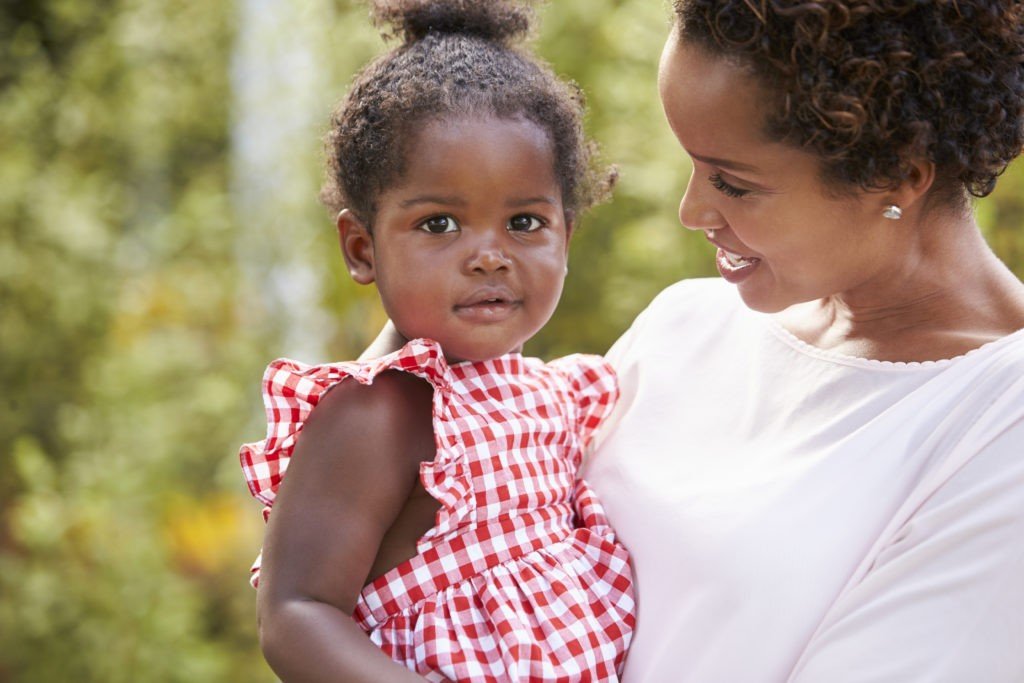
[337,209,376,285]
[882,158,936,218]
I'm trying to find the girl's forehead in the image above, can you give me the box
[373,115,564,216]
[410,115,552,152]
[360,109,576,222]
[398,117,556,180]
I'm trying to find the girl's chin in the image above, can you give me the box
[435,336,527,365]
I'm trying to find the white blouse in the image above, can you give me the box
[584,278,1024,682]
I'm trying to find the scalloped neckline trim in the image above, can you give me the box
[447,352,529,379]
[762,316,1024,371]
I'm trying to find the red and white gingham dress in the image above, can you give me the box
[240,339,635,682]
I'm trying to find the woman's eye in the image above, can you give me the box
[419,215,458,234]
[709,173,750,198]
[508,215,544,232]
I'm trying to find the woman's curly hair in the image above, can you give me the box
[673,0,1024,200]
[320,0,614,225]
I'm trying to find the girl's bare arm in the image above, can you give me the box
[256,371,435,682]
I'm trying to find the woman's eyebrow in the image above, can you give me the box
[687,151,760,173]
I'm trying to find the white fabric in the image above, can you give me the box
[583,278,1024,683]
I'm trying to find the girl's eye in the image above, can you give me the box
[508,214,544,232]
[709,173,750,198]
[419,215,458,234]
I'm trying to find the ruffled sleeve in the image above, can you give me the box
[238,339,452,513]
[547,354,620,448]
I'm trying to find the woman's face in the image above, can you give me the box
[658,28,907,313]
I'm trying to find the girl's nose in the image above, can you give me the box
[678,175,726,233]
[464,233,512,274]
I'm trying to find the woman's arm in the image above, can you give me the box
[789,418,1024,682]
[357,320,407,361]
[256,371,435,682]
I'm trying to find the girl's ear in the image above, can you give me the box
[337,209,376,285]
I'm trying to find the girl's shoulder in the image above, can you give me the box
[541,353,618,402]
[542,352,615,383]
[266,338,454,396]
[239,339,450,507]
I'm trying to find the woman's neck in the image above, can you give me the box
[775,218,1024,363]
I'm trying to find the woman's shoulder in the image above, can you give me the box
[635,277,744,328]
[648,276,736,307]
[606,277,747,363]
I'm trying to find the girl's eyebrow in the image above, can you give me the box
[507,196,558,208]
[399,195,467,208]
[398,195,559,208]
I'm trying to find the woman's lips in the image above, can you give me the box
[704,235,761,284]
[715,247,760,283]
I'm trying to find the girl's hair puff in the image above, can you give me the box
[673,0,1024,202]
[321,0,615,226]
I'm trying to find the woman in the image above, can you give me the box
[583,1,1024,681]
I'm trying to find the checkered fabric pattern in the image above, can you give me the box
[239,339,635,681]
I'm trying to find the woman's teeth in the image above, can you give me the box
[723,250,756,267]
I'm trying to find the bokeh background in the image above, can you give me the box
[2,1,1022,680]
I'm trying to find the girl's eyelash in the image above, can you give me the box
[418,215,458,233]
[416,214,548,233]
[708,173,750,198]
[509,214,546,232]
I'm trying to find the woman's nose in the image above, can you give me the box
[678,175,726,233]
[464,233,512,274]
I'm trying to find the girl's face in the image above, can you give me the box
[658,29,909,313]
[340,116,571,363]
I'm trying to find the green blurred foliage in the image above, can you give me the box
[1,0,270,680]
[1,0,1021,681]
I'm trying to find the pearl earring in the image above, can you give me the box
[882,204,903,220]
[706,229,716,240]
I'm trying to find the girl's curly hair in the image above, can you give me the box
[320,0,615,225]
[674,0,1024,200]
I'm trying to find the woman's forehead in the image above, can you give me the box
[660,39,768,150]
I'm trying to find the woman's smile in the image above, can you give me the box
[704,231,762,283]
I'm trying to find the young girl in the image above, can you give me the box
[238,1,635,680]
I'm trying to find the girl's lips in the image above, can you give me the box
[456,286,517,308]
[454,287,522,323]
[453,300,521,323]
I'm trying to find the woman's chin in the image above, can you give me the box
[731,275,810,315]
